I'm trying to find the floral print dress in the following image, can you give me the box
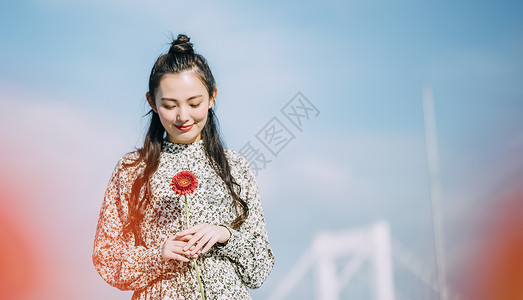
[92,139,274,299]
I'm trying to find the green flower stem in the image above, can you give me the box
[193,258,205,300]
[185,195,206,300]
[184,195,189,229]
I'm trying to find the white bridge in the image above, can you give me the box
[267,220,463,300]
[268,221,394,300]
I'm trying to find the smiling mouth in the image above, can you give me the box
[175,124,194,132]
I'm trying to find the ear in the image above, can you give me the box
[209,87,217,109]
[146,92,158,113]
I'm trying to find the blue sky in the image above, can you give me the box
[1,1,522,299]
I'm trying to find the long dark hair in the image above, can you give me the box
[122,34,248,242]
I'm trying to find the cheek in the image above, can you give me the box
[157,109,175,122]
[194,107,209,123]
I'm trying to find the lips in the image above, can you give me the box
[175,124,194,132]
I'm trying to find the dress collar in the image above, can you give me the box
[161,138,205,155]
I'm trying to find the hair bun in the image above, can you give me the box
[169,34,194,54]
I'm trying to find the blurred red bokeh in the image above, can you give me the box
[458,187,523,300]
[0,189,37,299]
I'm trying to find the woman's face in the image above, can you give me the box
[148,71,216,144]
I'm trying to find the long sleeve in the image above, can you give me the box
[216,153,275,289]
[92,157,169,291]
[94,141,274,299]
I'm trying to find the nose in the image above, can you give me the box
[176,106,190,123]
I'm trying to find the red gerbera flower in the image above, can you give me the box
[170,170,198,196]
[170,170,205,299]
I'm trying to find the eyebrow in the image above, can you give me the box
[160,95,204,102]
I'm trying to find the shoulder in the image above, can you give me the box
[119,150,140,165]
[224,149,258,184]
[111,150,143,177]
[224,149,250,171]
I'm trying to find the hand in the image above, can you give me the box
[176,224,231,256]
[161,234,198,262]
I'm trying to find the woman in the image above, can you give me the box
[92,34,274,299]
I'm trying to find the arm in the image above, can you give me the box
[215,153,275,289]
[92,158,169,291]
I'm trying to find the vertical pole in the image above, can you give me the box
[314,234,339,300]
[373,222,395,300]
[422,84,448,300]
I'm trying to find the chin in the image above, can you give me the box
[169,134,199,144]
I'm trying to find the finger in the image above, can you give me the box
[167,240,189,248]
[176,224,205,237]
[201,236,219,254]
[176,249,198,259]
[183,227,210,251]
[191,233,213,255]
[175,228,196,237]
[174,234,193,242]
[176,246,198,258]
[162,247,191,262]
[165,240,193,253]
[169,253,190,262]
[167,244,198,259]
[183,226,208,250]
